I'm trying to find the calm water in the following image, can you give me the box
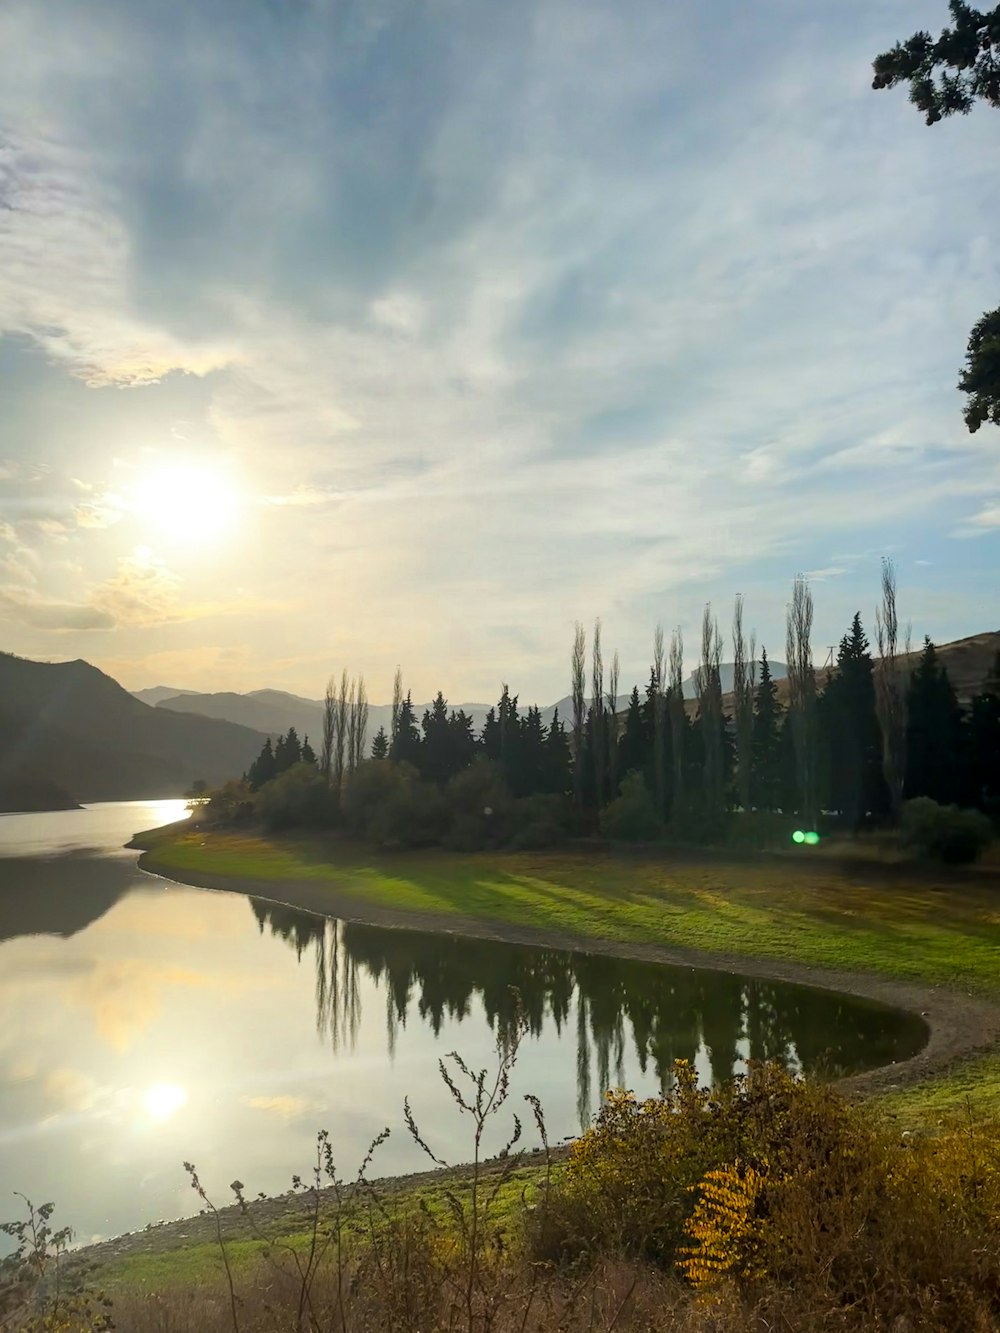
[0,803,928,1245]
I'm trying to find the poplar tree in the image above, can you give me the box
[571,623,587,825]
[695,605,725,826]
[668,628,685,821]
[652,625,666,821]
[785,576,817,826]
[874,558,908,823]
[591,620,605,811]
[731,594,757,813]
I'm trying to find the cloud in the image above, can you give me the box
[0,585,114,631]
[262,486,338,508]
[88,551,183,628]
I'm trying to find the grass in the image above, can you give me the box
[139,826,1000,995]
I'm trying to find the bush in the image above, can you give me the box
[255,763,335,831]
[201,778,256,824]
[901,797,993,864]
[443,760,514,850]
[532,1061,860,1270]
[599,771,662,842]
[508,792,573,850]
[342,759,412,839]
[368,775,450,849]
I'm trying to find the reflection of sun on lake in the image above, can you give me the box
[143,1082,187,1122]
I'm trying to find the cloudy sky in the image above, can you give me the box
[0,0,997,705]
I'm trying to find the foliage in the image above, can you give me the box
[873,4,1000,435]
[901,796,993,863]
[959,305,1000,432]
[255,763,335,831]
[599,771,662,842]
[203,779,256,824]
[1,1197,113,1332]
[872,1,1000,124]
[542,1062,859,1271]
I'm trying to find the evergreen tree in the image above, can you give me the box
[544,708,572,795]
[390,692,422,767]
[301,735,317,767]
[248,737,277,791]
[618,686,647,779]
[421,692,453,784]
[516,705,548,798]
[905,638,963,804]
[448,709,478,775]
[818,613,885,828]
[751,650,783,810]
[371,726,389,761]
[968,652,1000,813]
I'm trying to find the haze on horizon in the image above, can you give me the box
[0,0,997,706]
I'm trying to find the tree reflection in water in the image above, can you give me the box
[250,898,927,1128]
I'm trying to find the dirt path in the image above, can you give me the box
[137,853,1000,1101]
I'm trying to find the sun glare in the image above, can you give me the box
[130,462,240,546]
[143,1082,188,1122]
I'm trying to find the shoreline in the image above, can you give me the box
[136,849,1000,1102]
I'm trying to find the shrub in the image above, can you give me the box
[368,775,450,849]
[534,1062,865,1271]
[255,763,335,831]
[508,793,573,850]
[443,760,514,850]
[202,778,256,824]
[599,771,662,842]
[341,759,412,839]
[901,797,993,864]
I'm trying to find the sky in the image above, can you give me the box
[0,0,997,706]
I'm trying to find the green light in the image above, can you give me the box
[805,831,820,846]
[792,830,806,844]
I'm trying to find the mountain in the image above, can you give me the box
[0,653,268,803]
[132,685,200,707]
[153,689,496,741]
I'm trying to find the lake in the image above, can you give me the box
[0,802,928,1246]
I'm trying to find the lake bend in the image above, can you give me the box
[0,802,928,1246]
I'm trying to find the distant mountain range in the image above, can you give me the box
[0,653,268,806]
[136,662,793,743]
[132,632,1000,748]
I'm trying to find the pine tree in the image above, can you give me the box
[751,650,783,810]
[248,737,277,791]
[819,613,885,828]
[371,726,389,761]
[301,735,317,767]
[390,692,422,767]
[421,692,452,784]
[544,708,572,795]
[905,638,963,804]
[618,686,647,779]
[968,652,1000,813]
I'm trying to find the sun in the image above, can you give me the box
[143,1082,188,1122]
[130,461,241,546]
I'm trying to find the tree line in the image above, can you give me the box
[231,560,999,854]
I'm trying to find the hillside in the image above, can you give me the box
[0,654,268,803]
[154,688,495,740]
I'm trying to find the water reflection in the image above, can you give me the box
[251,899,928,1128]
